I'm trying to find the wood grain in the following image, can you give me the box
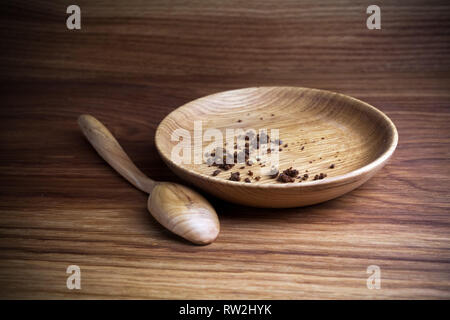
[0,0,449,299]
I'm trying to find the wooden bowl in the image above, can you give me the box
[155,87,398,208]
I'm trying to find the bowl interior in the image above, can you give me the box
[156,87,396,185]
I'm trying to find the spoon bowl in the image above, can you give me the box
[148,182,219,245]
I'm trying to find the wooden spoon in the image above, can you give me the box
[78,114,220,245]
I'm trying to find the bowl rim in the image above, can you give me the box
[155,86,398,189]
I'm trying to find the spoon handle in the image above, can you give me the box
[78,114,156,193]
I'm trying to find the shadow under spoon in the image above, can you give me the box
[78,114,220,245]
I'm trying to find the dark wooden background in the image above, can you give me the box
[0,0,449,299]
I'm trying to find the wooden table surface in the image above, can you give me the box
[1,0,449,299]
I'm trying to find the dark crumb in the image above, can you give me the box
[260,164,266,167]
[239,166,245,169]
[254,176,261,181]
[301,146,305,151]
[301,173,309,180]
[271,113,275,116]
[229,172,240,181]
[212,169,221,176]
[248,170,253,176]
[237,119,242,123]
[329,164,335,169]
[260,117,263,120]
[269,170,279,179]
[314,173,327,180]
[218,163,234,170]
[277,173,295,183]
[284,143,288,148]
[279,148,282,151]
[267,148,271,153]
[309,161,312,164]
[244,177,251,183]
[321,137,324,140]
[305,169,309,172]
[246,160,253,166]
[283,167,299,177]
[319,157,322,159]
[256,157,260,161]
